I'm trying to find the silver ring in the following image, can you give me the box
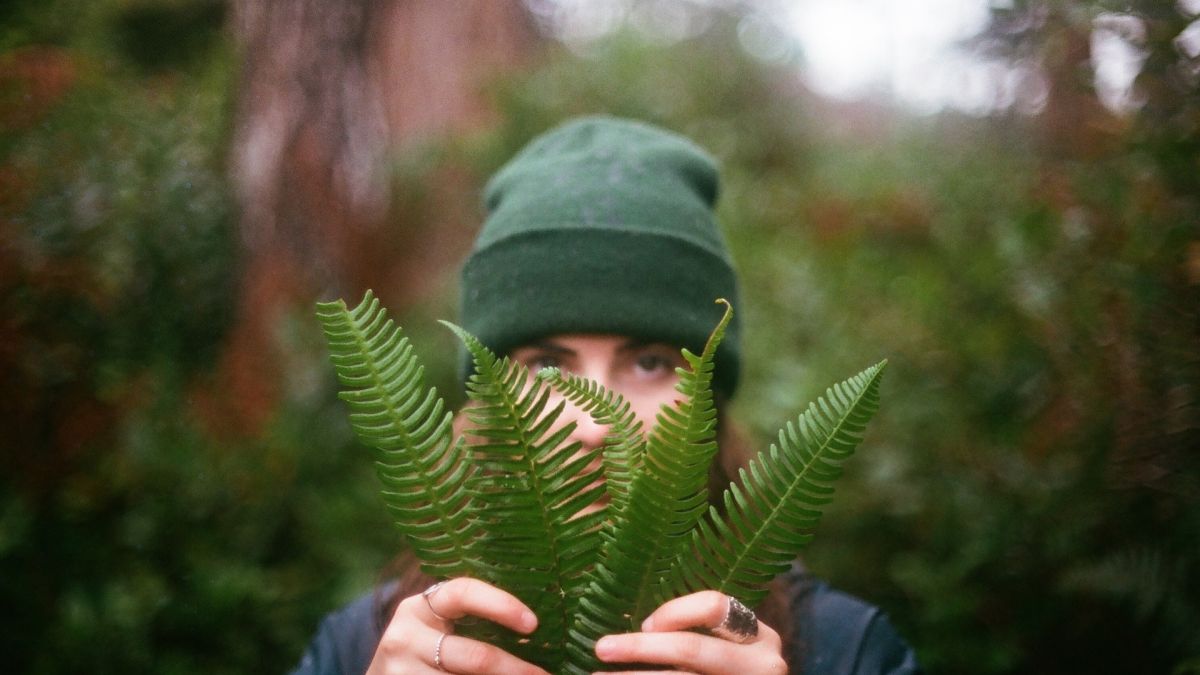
[710,595,758,643]
[423,581,451,622]
[434,632,448,671]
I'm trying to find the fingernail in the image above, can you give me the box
[521,610,537,633]
[640,616,655,631]
[594,636,614,660]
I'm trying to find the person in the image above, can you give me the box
[291,116,921,675]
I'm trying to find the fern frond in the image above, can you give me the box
[315,291,479,579]
[537,367,646,513]
[563,300,733,674]
[442,322,605,672]
[663,360,887,606]
[318,292,889,675]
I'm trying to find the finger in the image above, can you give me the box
[369,624,444,675]
[597,671,698,675]
[408,578,538,634]
[640,590,729,633]
[595,631,779,675]
[372,626,549,675]
[436,633,550,675]
[642,592,781,649]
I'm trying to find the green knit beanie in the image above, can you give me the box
[459,115,742,396]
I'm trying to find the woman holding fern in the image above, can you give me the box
[293,117,920,675]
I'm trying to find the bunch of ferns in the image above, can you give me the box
[316,291,886,674]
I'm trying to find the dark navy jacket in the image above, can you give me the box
[290,567,921,675]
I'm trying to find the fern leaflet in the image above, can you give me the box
[662,361,887,606]
[561,300,733,673]
[315,291,479,579]
[318,292,887,675]
[537,368,645,514]
[444,322,606,671]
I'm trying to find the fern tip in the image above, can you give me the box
[439,320,472,344]
[701,299,734,358]
[314,298,348,314]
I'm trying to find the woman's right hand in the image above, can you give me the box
[366,577,550,675]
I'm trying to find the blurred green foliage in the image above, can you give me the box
[484,24,1199,673]
[2,1,1197,673]
[1,2,397,673]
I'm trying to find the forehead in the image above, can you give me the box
[514,334,679,356]
[535,334,624,350]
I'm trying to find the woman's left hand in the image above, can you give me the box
[592,591,787,675]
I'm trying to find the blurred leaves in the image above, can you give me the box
[1,2,395,673]
[1,0,1197,673]
[483,7,1198,673]
[113,0,226,74]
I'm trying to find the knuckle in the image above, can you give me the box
[447,576,484,606]
[396,595,423,616]
[375,638,399,658]
[766,655,788,675]
[703,591,728,618]
[758,623,783,648]
[375,634,412,659]
[441,578,466,604]
[700,588,720,610]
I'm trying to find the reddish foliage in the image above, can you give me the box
[0,46,77,133]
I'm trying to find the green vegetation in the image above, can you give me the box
[1,2,395,673]
[2,1,1196,673]
[317,292,882,673]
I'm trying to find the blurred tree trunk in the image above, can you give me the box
[204,0,539,436]
[230,0,387,290]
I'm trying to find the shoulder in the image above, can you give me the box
[785,566,922,675]
[289,583,396,675]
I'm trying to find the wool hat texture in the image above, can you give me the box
[459,115,742,396]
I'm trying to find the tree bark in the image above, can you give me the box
[205,0,540,436]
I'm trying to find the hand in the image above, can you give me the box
[367,577,550,675]
[593,591,787,675]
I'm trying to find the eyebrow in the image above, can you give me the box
[520,340,576,356]
[519,337,675,356]
[617,338,651,352]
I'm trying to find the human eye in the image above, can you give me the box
[529,353,563,372]
[510,346,568,374]
[629,345,684,379]
[634,353,673,375]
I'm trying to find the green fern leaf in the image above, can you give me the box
[315,291,479,580]
[663,360,887,606]
[443,322,606,671]
[562,300,733,674]
[318,292,888,675]
[537,367,646,513]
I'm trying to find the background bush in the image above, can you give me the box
[2,1,1196,673]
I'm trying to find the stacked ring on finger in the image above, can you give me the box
[710,595,758,643]
[423,581,452,622]
[433,632,448,671]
